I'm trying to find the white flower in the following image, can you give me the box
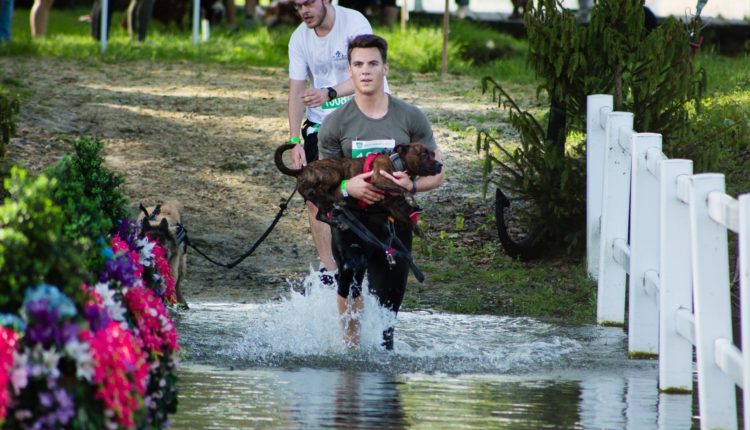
[11,351,28,394]
[64,339,94,382]
[94,282,127,321]
[137,236,156,266]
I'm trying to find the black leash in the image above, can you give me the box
[333,205,425,283]
[185,186,297,269]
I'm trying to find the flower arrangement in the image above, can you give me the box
[0,219,180,429]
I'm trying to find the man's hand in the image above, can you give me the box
[379,170,414,194]
[301,88,329,108]
[291,142,307,169]
[347,171,385,205]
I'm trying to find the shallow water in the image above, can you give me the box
[170,275,697,429]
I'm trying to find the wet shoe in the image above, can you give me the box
[318,268,336,286]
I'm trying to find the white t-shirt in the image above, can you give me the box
[288,5,388,125]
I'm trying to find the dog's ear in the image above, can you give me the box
[395,144,410,155]
[140,216,151,234]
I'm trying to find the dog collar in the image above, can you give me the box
[389,153,405,172]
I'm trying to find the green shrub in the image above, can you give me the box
[45,137,129,269]
[0,167,87,312]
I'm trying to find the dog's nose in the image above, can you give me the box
[434,161,443,173]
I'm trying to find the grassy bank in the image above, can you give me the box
[2,10,749,325]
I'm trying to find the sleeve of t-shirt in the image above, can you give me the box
[409,106,437,150]
[288,30,309,81]
[318,117,342,160]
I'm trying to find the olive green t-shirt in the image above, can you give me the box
[318,95,436,160]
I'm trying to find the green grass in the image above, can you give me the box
[2,7,531,79]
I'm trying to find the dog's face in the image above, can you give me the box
[396,143,443,177]
[137,202,184,263]
[140,217,178,258]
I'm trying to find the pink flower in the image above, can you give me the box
[0,327,19,424]
[111,236,144,282]
[151,241,177,305]
[124,286,179,355]
[81,322,149,428]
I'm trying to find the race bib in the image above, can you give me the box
[351,139,396,159]
[322,96,351,110]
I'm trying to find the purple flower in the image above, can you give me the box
[83,303,111,331]
[25,302,59,347]
[54,321,79,346]
[117,218,140,249]
[101,254,139,287]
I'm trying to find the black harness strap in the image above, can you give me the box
[333,205,425,283]
[185,186,297,269]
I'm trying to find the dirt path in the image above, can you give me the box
[2,57,510,305]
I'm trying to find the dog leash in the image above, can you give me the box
[184,186,297,269]
[332,205,425,283]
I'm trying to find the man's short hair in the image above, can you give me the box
[347,34,388,64]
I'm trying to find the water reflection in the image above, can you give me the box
[173,366,695,429]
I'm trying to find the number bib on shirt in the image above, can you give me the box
[351,139,396,159]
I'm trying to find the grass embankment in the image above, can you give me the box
[2,9,749,325]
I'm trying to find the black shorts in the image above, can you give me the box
[301,120,320,162]
[331,208,413,315]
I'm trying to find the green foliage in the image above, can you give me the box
[45,137,129,269]
[0,85,20,159]
[0,167,87,312]
[477,0,705,256]
[477,78,586,251]
[675,90,750,194]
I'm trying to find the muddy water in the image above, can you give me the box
[170,275,696,429]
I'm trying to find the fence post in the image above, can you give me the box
[658,159,694,392]
[689,173,737,430]
[587,95,613,281]
[596,111,634,325]
[627,133,662,356]
[740,194,750,430]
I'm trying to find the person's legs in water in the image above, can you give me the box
[332,228,367,349]
[365,218,411,350]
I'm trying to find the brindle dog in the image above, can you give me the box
[137,200,189,309]
[274,143,442,231]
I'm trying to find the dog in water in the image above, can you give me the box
[274,143,442,231]
[137,200,188,309]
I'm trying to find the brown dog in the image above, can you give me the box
[137,200,188,309]
[274,143,442,229]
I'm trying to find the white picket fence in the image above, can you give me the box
[587,94,750,430]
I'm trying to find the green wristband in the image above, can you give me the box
[289,137,302,145]
[340,180,349,198]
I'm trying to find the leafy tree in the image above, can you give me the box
[478,0,705,258]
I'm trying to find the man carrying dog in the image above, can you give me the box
[287,0,383,280]
[318,34,444,350]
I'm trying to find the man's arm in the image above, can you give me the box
[288,78,307,168]
[300,79,356,108]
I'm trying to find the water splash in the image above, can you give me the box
[175,270,584,374]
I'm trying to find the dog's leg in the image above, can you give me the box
[172,255,189,309]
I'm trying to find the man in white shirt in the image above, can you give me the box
[287,0,383,279]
